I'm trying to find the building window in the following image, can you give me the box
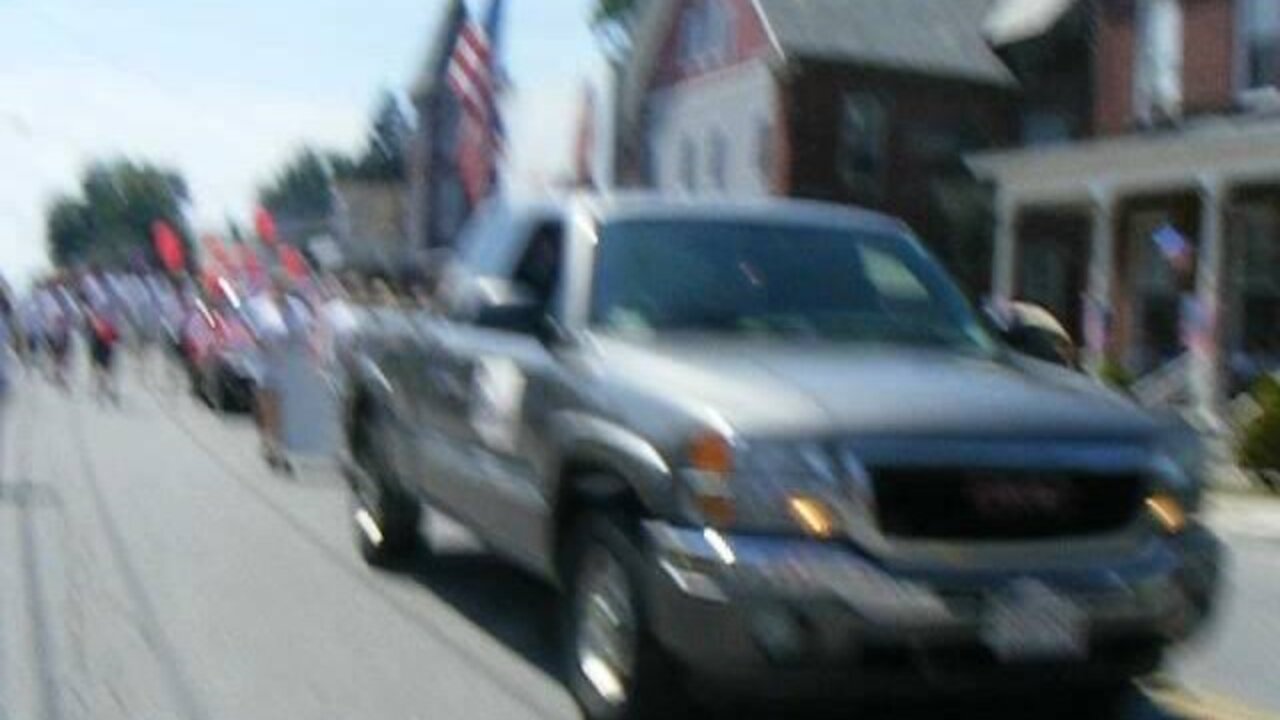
[1242,0,1280,91]
[1135,0,1183,123]
[836,93,888,195]
[678,0,735,74]
[708,130,728,190]
[1021,111,1073,146]
[755,118,775,188]
[680,136,698,191]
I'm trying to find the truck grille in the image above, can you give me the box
[871,469,1145,540]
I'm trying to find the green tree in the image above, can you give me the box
[257,147,335,219]
[46,197,93,267]
[348,92,411,182]
[45,159,190,269]
[592,0,644,59]
[1240,374,1280,481]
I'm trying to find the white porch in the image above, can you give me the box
[968,117,1280,425]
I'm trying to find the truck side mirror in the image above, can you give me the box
[1002,321,1080,369]
[987,304,1079,370]
[474,294,543,335]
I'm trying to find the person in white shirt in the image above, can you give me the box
[316,274,359,375]
[247,272,317,472]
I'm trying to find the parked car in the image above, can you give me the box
[178,301,217,393]
[340,196,1222,719]
[182,303,260,412]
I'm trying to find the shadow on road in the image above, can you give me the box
[395,543,563,680]
[380,525,1186,720]
[0,479,61,508]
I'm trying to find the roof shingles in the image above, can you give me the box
[754,0,1015,87]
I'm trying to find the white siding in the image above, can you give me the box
[647,58,778,197]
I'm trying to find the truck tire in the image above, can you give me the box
[351,407,422,567]
[562,509,688,720]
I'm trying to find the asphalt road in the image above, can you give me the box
[0,357,1274,720]
[1173,494,1280,716]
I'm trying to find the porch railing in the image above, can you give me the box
[1130,353,1193,410]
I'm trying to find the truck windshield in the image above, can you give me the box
[591,217,995,353]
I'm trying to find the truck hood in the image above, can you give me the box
[595,337,1157,442]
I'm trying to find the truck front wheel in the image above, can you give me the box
[351,408,421,567]
[562,510,688,720]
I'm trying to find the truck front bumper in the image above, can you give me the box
[643,521,1222,696]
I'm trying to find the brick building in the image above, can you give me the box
[970,0,1280,423]
[329,180,414,275]
[616,0,1021,292]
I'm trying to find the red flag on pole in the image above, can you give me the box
[152,221,185,273]
[280,245,308,282]
[254,207,278,247]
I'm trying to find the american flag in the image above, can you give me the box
[447,3,503,204]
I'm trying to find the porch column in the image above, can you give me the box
[1084,185,1115,372]
[1192,175,1228,430]
[991,189,1018,303]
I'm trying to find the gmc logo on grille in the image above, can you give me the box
[967,478,1074,518]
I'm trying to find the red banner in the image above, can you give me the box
[152,221,185,273]
[254,207,278,246]
[280,245,308,281]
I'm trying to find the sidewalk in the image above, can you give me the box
[1205,491,1280,541]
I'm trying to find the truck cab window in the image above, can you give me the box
[512,222,564,312]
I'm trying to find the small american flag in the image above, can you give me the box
[447,2,504,204]
[1152,223,1194,276]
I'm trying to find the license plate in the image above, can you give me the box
[981,579,1086,661]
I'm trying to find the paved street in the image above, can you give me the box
[1173,495,1280,716]
[0,357,1275,720]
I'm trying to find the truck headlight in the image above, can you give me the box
[1145,493,1188,535]
[679,434,869,538]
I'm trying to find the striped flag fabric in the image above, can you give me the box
[447,2,504,204]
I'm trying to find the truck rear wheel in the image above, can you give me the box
[562,510,688,720]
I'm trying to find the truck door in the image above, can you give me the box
[432,218,567,569]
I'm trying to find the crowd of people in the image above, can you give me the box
[0,263,433,474]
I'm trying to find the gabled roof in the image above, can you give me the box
[983,0,1080,47]
[753,0,1015,87]
[410,0,467,102]
[622,0,1017,128]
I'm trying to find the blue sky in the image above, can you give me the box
[0,0,603,284]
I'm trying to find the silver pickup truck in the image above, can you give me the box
[341,195,1221,719]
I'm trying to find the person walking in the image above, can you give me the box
[86,302,121,402]
[39,282,72,389]
[248,272,320,473]
[0,287,15,404]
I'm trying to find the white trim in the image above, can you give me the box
[968,118,1280,206]
[750,0,787,64]
[646,54,771,105]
